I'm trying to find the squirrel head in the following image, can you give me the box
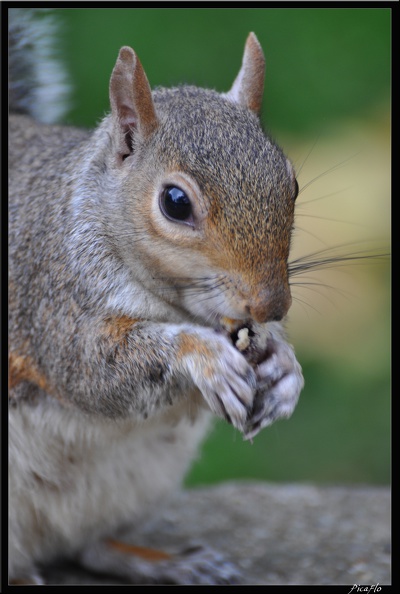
[108,34,298,326]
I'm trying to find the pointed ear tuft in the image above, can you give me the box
[109,46,158,154]
[224,32,265,115]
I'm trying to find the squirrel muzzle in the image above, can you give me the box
[247,286,292,323]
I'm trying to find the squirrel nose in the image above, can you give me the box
[247,290,292,323]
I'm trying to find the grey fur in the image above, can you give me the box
[9,12,303,584]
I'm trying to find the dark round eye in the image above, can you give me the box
[160,186,192,222]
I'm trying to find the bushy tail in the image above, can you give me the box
[8,8,70,123]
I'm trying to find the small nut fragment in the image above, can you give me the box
[236,327,250,351]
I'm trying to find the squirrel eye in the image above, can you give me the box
[160,186,193,223]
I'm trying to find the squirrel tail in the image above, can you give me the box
[8,8,70,123]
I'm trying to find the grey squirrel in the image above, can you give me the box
[8,8,304,584]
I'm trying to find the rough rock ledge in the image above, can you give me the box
[41,482,391,585]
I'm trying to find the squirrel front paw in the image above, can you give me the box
[244,346,304,440]
[177,329,257,432]
[219,320,304,439]
[243,328,304,440]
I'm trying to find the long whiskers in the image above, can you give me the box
[288,245,389,277]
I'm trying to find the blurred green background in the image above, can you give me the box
[54,8,390,486]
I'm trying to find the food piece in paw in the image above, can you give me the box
[235,328,250,352]
[220,317,259,358]
[220,317,251,353]
[219,317,272,367]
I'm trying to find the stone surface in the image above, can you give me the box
[41,482,391,585]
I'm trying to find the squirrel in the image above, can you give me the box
[8,8,304,585]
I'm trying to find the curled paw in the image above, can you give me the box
[244,333,304,439]
[219,320,304,439]
[178,329,257,432]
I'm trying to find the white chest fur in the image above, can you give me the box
[9,395,212,573]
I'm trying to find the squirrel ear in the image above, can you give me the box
[109,46,158,150]
[224,33,265,115]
